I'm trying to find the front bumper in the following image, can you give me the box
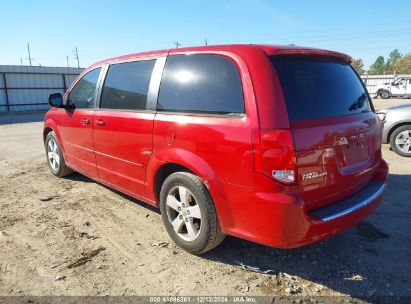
[220,160,389,248]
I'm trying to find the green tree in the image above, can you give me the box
[368,56,386,75]
[351,59,365,74]
[392,53,411,74]
[386,49,402,73]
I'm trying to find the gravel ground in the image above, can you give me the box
[0,99,410,302]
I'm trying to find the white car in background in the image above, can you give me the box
[375,77,411,99]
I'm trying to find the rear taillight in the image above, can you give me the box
[376,112,386,122]
[252,129,297,184]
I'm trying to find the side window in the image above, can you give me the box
[157,54,244,114]
[100,60,156,110]
[67,68,101,109]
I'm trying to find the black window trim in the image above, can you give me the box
[155,53,246,118]
[95,56,166,113]
[350,64,375,113]
[76,53,246,118]
[64,66,104,109]
[154,109,245,118]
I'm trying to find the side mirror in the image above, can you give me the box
[48,93,64,108]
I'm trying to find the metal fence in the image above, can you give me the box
[361,74,411,96]
[0,65,83,112]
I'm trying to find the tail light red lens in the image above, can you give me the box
[252,129,297,184]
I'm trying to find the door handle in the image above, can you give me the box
[81,118,90,125]
[95,119,105,127]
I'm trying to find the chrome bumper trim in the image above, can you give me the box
[309,181,386,222]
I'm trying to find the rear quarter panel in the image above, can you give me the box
[147,114,254,231]
[384,108,411,142]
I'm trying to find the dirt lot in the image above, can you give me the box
[0,99,410,301]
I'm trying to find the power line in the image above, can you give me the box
[75,26,411,58]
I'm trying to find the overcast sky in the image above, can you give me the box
[1,0,410,69]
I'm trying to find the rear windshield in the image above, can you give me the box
[271,55,371,121]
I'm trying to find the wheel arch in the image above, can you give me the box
[153,162,195,203]
[146,148,231,231]
[377,89,390,97]
[43,119,65,153]
[43,127,53,142]
[387,121,411,142]
[147,149,217,202]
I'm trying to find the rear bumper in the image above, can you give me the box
[221,160,389,248]
[308,180,385,222]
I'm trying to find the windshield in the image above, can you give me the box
[271,55,371,121]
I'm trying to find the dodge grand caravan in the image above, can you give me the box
[44,44,388,254]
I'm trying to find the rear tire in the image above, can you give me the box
[159,172,225,254]
[390,125,411,157]
[45,131,74,177]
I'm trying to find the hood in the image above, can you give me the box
[377,103,411,113]
[375,84,390,90]
[387,103,411,111]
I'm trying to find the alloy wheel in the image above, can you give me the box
[395,130,411,154]
[47,138,60,171]
[166,185,202,242]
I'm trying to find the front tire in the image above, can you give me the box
[45,131,74,177]
[159,172,225,254]
[390,125,411,157]
[379,90,390,99]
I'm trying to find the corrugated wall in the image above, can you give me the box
[0,65,83,112]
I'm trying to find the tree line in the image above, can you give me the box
[351,49,411,75]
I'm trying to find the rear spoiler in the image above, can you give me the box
[271,49,352,64]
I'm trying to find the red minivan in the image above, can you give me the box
[44,44,388,254]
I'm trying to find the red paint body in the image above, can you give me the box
[44,44,388,248]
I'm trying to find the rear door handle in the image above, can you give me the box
[95,119,105,127]
[81,118,90,125]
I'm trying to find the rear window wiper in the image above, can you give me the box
[349,93,367,111]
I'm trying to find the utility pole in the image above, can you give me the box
[173,41,181,48]
[205,39,208,46]
[20,57,23,65]
[73,47,80,68]
[66,56,70,68]
[26,43,33,66]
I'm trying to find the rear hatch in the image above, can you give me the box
[271,55,382,210]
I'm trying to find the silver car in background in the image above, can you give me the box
[377,104,411,157]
